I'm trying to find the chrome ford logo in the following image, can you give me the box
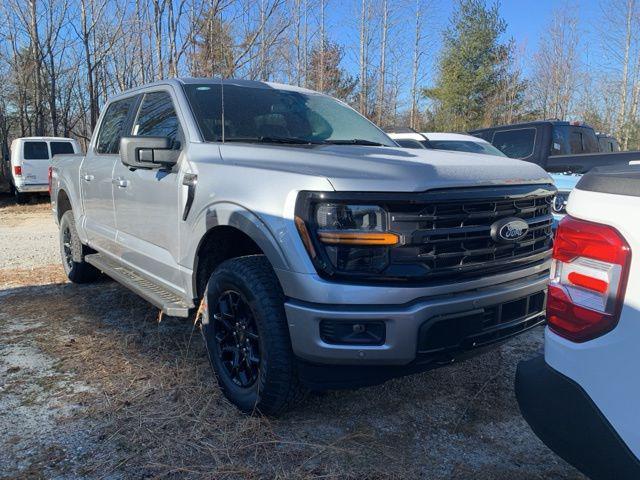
[490,217,529,243]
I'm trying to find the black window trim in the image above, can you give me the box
[92,94,142,156]
[131,89,185,149]
[490,127,537,159]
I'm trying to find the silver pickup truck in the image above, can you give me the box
[51,78,555,415]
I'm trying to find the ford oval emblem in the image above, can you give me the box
[490,217,529,243]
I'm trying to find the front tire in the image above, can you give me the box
[59,210,100,283]
[200,255,306,416]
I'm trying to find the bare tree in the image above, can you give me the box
[409,0,424,129]
[375,0,388,125]
[530,7,580,120]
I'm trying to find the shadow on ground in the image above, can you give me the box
[0,274,585,479]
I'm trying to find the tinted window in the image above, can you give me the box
[491,128,536,158]
[599,137,612,152]
[50,141,75,156]
[134,91,182,148]
[96,97,136,154]
[429,140,507,157]
[184,84,395,146]
[569,131,583,153]
[598,136,620,152]
[23,141,49,160]
[553,126,599,155]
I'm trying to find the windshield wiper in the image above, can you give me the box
[223,136,324,145]
[324,139,386,146]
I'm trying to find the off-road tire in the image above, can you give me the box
[201,255,307,416]
[59,210,100,283]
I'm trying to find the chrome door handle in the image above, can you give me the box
[112,177,129,188]
[83,174,94,182]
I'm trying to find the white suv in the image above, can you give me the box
[516,164,640,479]
[387,129,506,157]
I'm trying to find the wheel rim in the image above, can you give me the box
[213,290,261,388]
[62,225,73,270]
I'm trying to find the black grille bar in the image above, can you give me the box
[386,186,555,283]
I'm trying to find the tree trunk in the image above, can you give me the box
[410,0,421,129]
[376,0,388,125]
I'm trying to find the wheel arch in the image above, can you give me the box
[191,203,290,299]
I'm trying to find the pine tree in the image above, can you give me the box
[424,0,521,131]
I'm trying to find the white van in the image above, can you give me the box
[9,137,81,203]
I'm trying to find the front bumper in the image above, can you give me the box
[516,355,640,480]
[284,268,549,366]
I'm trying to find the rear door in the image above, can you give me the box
[21,141,50,186]
[80,96,138,252]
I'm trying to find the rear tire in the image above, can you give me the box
[12,185,28,204]
[200,255,306,416]
[59,210,100,283]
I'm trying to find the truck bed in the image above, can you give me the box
[546,150,640,173]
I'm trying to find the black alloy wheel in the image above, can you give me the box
[213,290,261,388]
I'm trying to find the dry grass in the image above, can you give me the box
[2,277,420,479]
[0,260,584,478]
[0,264,67,288]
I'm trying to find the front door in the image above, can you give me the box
[80,96,138,251]
[112,89,185,293]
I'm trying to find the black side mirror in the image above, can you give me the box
[119,136,178,169]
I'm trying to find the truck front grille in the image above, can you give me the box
[383,185,555,283]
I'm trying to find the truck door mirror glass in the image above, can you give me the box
[119,136,177,169]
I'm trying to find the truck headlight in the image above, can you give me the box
[295,193,400,276]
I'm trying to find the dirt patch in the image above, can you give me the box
[0,196,58,270]
[0,202,586,479]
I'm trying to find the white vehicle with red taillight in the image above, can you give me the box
[516,164,640,480]
[9,137,81,204]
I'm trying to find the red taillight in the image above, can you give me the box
[13,165,22,176]
[48,166,53,195]
[548,216,631,342]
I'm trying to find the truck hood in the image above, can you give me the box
[219,143,552,192]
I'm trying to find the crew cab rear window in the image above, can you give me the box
[23,141,49,160]
[133,92,182,148]
[491,128,535,158]
[96,97,136,154]
[552,125,599,155]
[50,141,75,156]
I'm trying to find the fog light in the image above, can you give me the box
[319,320,385,345]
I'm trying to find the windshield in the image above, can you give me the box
[184,83,395,146]
[429,139,507,157]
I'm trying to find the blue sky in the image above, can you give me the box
[321,0,603,94]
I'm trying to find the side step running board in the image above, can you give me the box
[85,253,192,317]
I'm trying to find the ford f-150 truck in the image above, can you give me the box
[470,120,639,173]
[50,78,556,415]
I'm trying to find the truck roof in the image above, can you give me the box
[471,120,595,132]
[12,136,76,141]
[576,164,640,197]
[108,77,319,101]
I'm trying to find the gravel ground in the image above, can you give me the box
[0,195,587,479]
[0,196,58,269]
